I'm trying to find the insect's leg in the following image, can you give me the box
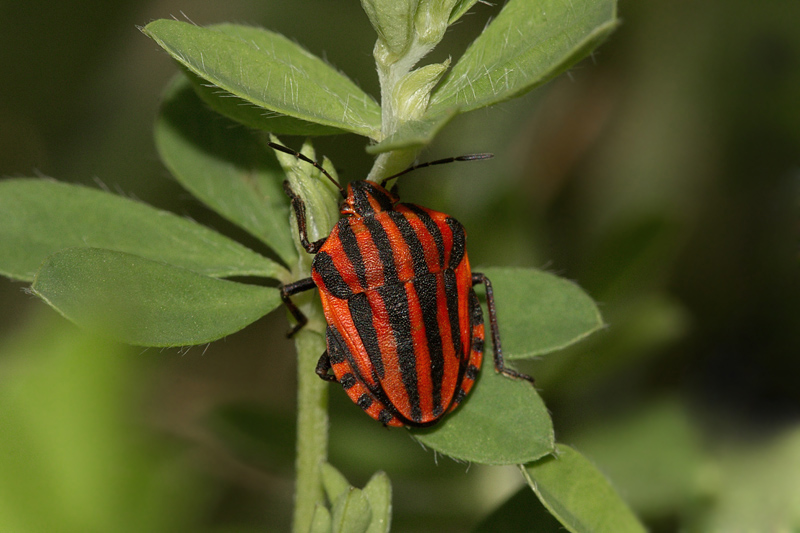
[281,277,317,337]
[471,272,534,383]
[283,181,327,254]
[449,290,485,414]
[315,351,337,382]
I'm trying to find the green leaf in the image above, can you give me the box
[412,365,553,465]
[0,179,284,282]
[480,267,604,359]
[142,20,382,138]
[391,60,450,123]
[413,0,461,48]
[428,0,618,115]
[31,248,281,347]
[310,505,333,533]
[370,0,618,152]
[322,463,353,504]
[361,0,418,57]
[365,108,459,154]
[522,444,646,533]
[362,472,392,533]
[331,488,372,533]
[185,69,344,136]
[155,75,297,267]
[448,0,481,24]
[321,465,392,533]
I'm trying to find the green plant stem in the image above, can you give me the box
[292,327,329,533]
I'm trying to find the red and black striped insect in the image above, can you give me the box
[274,142,533,428]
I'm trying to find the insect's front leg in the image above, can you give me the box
[280,277,317,338]
[471,272,535,384]
[283,180,327,254]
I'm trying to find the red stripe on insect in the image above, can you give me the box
[351,218,386,290]
[399,207,442,274]
[405,280,435,422]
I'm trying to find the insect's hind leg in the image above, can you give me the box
[315,351,337,382]
[471,272,534,384]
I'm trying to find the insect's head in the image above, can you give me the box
[340,153,495,218]
[268,141,493,218]
[341,180,399,217]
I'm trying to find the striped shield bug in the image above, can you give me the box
[274,142,533,428]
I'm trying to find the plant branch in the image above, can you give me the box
[292,324,329,533]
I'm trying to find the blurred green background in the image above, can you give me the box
[1,0,798,531]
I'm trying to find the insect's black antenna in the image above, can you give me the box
[379,153,493,187]
[268,141,346,197]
